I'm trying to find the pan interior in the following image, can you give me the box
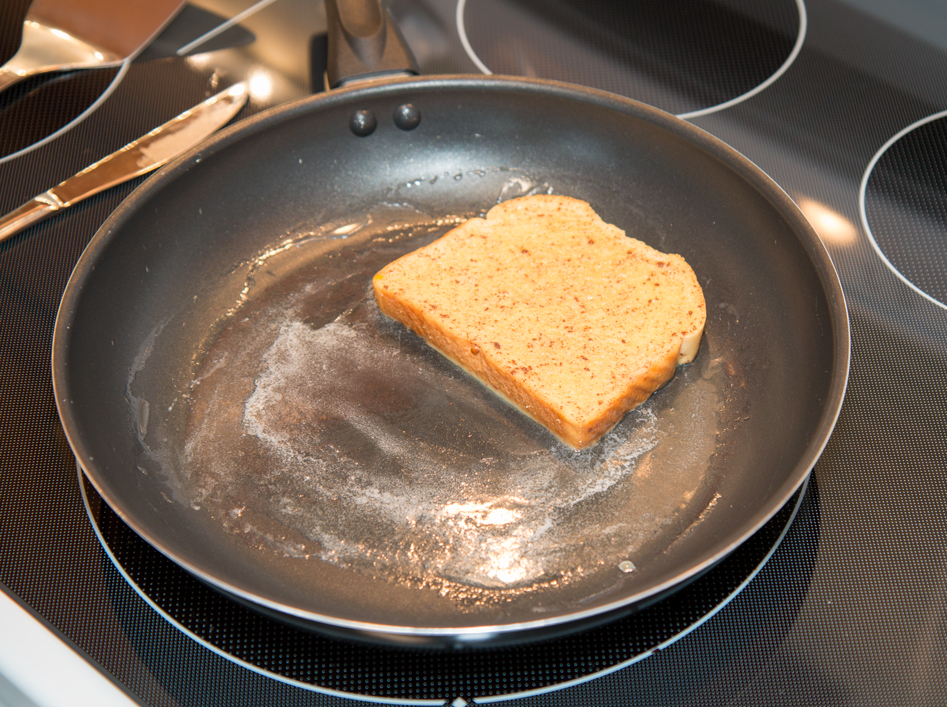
[173,198,725,613]
[57,79,840,640]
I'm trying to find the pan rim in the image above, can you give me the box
[52,74,850,643]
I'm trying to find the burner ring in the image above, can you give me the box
[456,0,806,119]
[0,60,129,165]
[80,462,809,704]
[860,110,947,311]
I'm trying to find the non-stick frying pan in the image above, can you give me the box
[52,0,849,647]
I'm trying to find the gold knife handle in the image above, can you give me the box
[0,193,62,244]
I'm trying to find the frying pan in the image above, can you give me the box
[52,0,849,647]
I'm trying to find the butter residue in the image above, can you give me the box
[179,203,722,608]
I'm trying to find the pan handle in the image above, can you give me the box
[325,0,419,88]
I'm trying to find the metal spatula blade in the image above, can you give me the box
[0,0,187,94]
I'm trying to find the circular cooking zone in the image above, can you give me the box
[861,112,947,309]
[458,0,805,118]
[82,468,807,703]
[0,0,127,163]
[0,67,127,162]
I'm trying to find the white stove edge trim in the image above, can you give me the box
[0,588,140,707]
[77,457,810,706]
[455,0,807,122]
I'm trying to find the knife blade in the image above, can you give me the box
[0,82,248,243]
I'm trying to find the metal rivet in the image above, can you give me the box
[349,110,377,137]
[393,103,421,130]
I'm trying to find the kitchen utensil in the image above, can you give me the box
[0,0,187,94]
[0,83,248,243]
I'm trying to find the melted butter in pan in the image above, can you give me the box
[180,212,723,607]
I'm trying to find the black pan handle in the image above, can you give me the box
[325,0,419,88]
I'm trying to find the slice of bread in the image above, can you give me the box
[372,194,706,449]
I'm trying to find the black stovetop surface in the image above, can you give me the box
[2,0,947,705]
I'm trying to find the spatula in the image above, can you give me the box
[0,0,187,94]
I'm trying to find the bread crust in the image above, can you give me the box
[373,195,706,448]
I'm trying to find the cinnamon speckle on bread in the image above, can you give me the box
[372,194,706,449]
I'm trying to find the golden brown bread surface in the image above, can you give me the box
[372,195,706,448]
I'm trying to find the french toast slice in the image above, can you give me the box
[372,195,706,449]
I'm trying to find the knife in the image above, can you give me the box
[0,82,248,243]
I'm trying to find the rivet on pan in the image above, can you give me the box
[393,103,421,130]
[619,560,636,573]
[349,110,377,137]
